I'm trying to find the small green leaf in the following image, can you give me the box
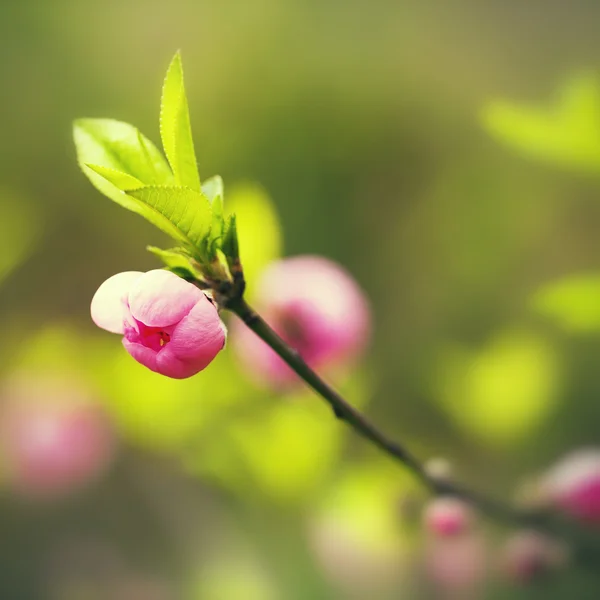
[147,246,202,280]
[73,119,173,202]
[532,274,600,332]
[126,186,211,252]
[160,52,201,191]
[222,214,239,261]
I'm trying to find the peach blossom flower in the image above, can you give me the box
[91,270,226,379]
[233,256,370,386]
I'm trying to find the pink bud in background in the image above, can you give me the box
[91,270,226,379]
[424,497,474,537]
[424,532,488,598]
[232,256,370,386]
[499,530,567,583]
[542,448,600,523]
[0,377,115,498]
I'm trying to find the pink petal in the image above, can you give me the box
[91,271,143,334]
[153,298,226,379]
[232,255,371,388]
[155,349,208,379]
[122,338,159,373]
[168,294,226,361]
[128,270,204,327]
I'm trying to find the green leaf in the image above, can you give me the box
[86,161,212,252]
[532,274,600,332]
[125,186,212,252]
[481,74,600,172]
[73,119,173,205]
[221,214,239,261]
[85,165,144,191]
[160,52,201,191]
[147,246,202,280]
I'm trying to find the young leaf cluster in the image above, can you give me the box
[73,52,238,285]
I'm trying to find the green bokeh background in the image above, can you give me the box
[2,1,600,598]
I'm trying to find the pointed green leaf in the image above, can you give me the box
[160,52,201,191]
[86,165,144,191]
[81,164,149,218]
[222,214,239,262]
[73,119,173,203]
[126,185,212,251]
[147,246,202,280]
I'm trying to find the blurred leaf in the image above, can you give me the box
[146,246,202,280]
[433,331,560,445]
[0,189,39,286]
[532,274,600,332]
[160,51,200,191]
[307,461,411,595]
[192,560,277,600]
[226,184,282,295]
[482,74,600,172]
[73,119,173,204]
[228,398,342,504]
[314,462,409,551]
[97,348,254,453]
[187,369,371,502]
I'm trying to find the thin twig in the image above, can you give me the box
[226,296,600,566]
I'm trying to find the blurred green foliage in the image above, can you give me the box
[3,0,600,598]
[483,74,600,173]
[532,274,600,333]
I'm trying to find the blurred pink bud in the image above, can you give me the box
[91,270,226,379]
[500,530,567,583]
[424,497,474,537]
[232,256,370,386]
[424,533,488,598]
[308,516,405,595]
[0,377,115,498]
[542,448,600,523]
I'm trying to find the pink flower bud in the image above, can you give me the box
[423,497,474,537]
[91,270,226,379]
[499,530,567,583]
[0,377,115,498]
[424,532,488,596]
[232,256,370,386]
[542,448,600,523]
